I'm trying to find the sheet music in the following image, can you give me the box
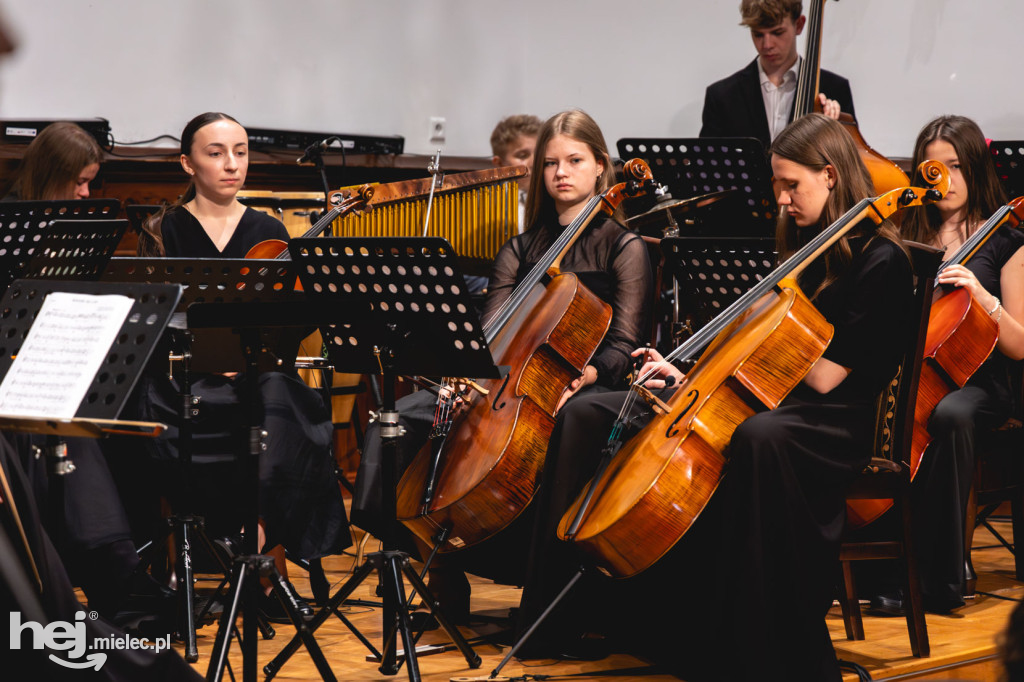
[0,292,134,419]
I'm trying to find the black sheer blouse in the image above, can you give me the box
[483,211,653,388]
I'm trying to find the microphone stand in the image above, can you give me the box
[298,137,345,226]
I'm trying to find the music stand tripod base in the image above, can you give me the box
[263,237,498,682]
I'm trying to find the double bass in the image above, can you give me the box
[396,159,657,552]
[847,195,1024,527]
[557,163,949,578]
[795,0,909,194]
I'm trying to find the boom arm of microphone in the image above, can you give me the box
[296,138,331,165]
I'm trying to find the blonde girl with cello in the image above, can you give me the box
[866,115,1024,617]
[516,114,915,679]
[350,109,652,620]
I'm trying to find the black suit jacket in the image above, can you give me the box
[699,58,856,151]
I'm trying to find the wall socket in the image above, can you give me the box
[429,116,446,143]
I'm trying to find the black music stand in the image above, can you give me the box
[102,257,307,664]
[185,293,340,682]
[990,140,1024,199]
[22,219,128,283]
[617,137,776,237]
[0,198,121,292]
[0,279,180,557]
[660,236,777,348]
[124,204,162,236]
[263,237,498,682]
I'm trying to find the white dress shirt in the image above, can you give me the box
[758,57,801,142]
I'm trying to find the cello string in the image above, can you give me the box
[609,196,892,428]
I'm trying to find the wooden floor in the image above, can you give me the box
[171,521,1022,681]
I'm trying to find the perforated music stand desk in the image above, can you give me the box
[124,204,161,235]
[262,236,497,681]
[21,219,128,284]
[0,199,122,292]
[288,236,499,378]
[102,257,307,373]
[617,137,776,237]
[661,236,776,346]
[0,279,181,438]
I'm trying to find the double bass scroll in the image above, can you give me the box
[795,0,908,194]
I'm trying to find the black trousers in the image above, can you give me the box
[913,383,1007,607]
[516,388,872,681]
[714,397,872,681]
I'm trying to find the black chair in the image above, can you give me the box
[837,241,943,658]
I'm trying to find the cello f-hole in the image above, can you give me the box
[491,373,511,411]
[666,389,699,438]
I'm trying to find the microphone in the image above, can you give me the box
[296,138,331,165]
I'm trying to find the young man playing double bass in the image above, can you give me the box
[699,0,853,150]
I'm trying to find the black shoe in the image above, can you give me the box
[556,633,611,661]
[260,581,314,624]
[113,573,178,637]
[867,590,906,617]
[868,589,965,616]
[515,632,610,661]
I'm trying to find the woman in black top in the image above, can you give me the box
[878,115,1024,615]
[515,114,914,681]
[350,110,652,615]
[134,113,350,617]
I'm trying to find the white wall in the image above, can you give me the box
[0,0,1019,161]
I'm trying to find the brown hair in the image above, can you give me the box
[739,0,802,28]
[13,122,103,200]
[138,112,242,256]
[901,115,1007,246]
[523,109,616,230]
[490,114,542,158]
[771,113,905,299]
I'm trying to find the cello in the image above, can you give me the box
[556,162,949,578]
[847,195,1024,527]
[395,159,657,552]
[795,0,909,194]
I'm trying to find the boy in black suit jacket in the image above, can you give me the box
[700,0,854,150]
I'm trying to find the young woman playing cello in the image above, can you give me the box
[516,113,915,679]
[868,115,1024,616]
[350,109,652,619]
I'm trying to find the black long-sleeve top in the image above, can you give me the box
[482,211,653,388]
